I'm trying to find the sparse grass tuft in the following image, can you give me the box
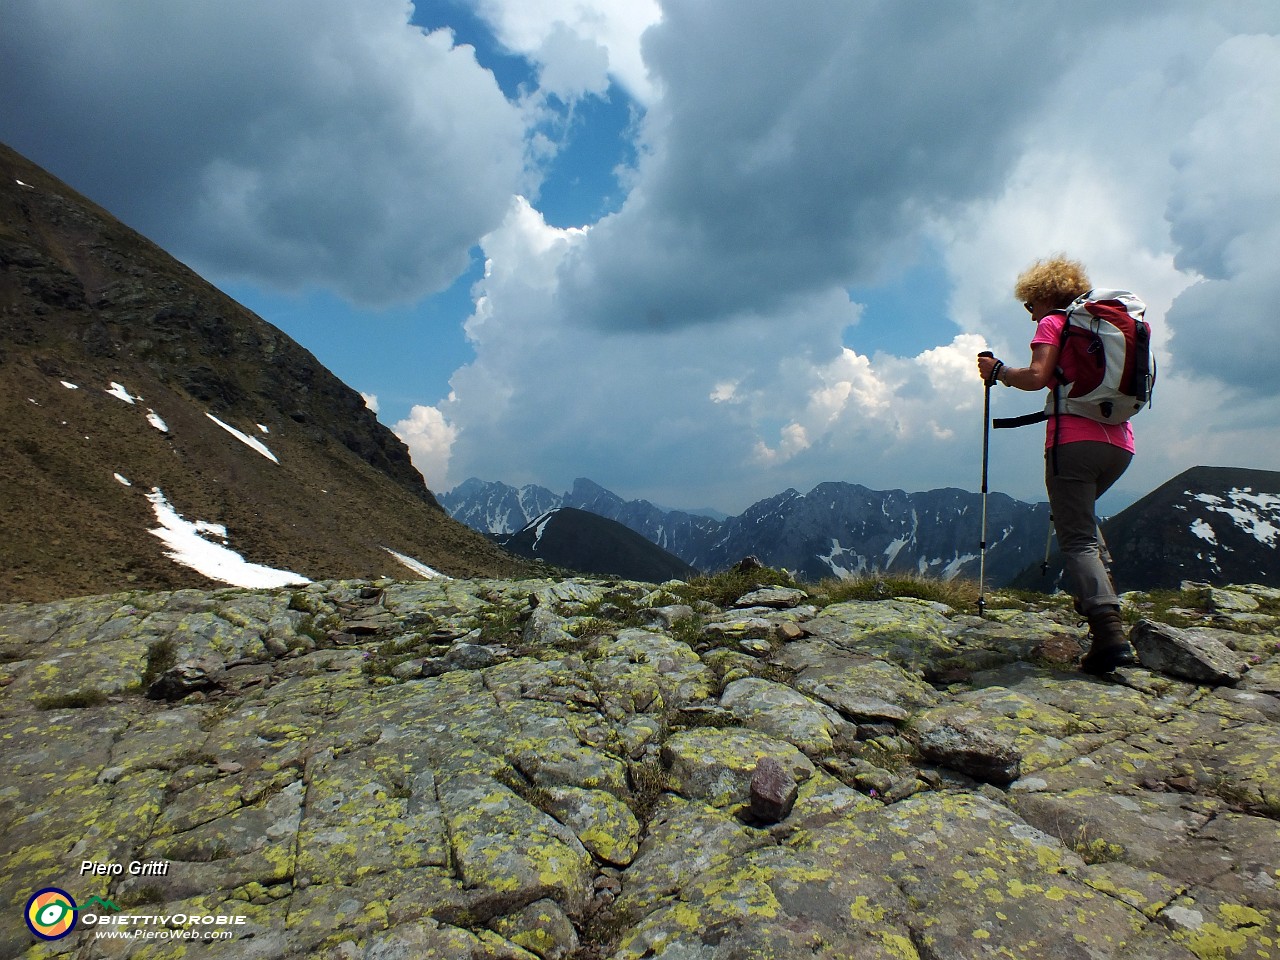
[672,565,798,608]
[1120,587,1206,627]
[812,573,980,611]
[1071,825,1126,864]
[141,638,177,689]
[627,754,670,825]
[296,614,335,646]
[494,765,556,813]
[668,615,703,648]
[36,689,110,710]
[477,605,521,644]
[361,631,443,679]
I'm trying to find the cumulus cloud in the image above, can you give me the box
[424,1,1280,511]
[553,0,1154,332]
[393,404,458,492]
[434,200,1007,508]
[0,0,529,305]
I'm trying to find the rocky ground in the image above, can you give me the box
[1,574,1278,959]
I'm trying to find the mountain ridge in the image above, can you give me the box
[442,476,1051,585]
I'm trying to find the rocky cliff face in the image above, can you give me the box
[444,477,1049,584]
[3,574,1277,959]
[1,142,530,601]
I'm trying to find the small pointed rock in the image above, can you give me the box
[749,756,799,823]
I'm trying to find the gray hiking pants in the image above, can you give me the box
[1045,441,1133,616]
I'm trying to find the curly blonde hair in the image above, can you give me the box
[1014,255,1091,308]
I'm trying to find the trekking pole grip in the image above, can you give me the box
[978,351,997,387]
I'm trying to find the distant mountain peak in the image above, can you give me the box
[497,506,698,582]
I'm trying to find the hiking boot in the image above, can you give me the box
[1080,607,1138,675]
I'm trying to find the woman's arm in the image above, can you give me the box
[978,342,1059,391]
[1002,342,1059,390]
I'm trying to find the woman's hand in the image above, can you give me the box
[977,354,1003,385]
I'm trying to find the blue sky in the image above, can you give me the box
[3,1,1279,515]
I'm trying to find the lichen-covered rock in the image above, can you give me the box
[912,712,1023,784]
[1,576,1278,960]
[540,785,641,866]
[777,641,940,720]
[1207,587,1262,613]
[661,727,814,807]
[147,653,226,699]
[438,772,595,917]
[720,676,853,755]
[1131,618,1250,685]
[732,586,808,609]
[803,598,957,668]
[489,898,579,960]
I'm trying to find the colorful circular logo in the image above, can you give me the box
[25,888,78,940]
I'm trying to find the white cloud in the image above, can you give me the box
[554,0,1150,333]
[709,381,739,404]
[361,393,380,415]
[0,0,530,305]
[430,201,1018,510]
[471,0,662,102]
[530,21,612,100]
[8,1,1278,514]
[753,423,810,466]
[1163,33,1280,393]
[393,404,459,492]
[426,2,1280,512]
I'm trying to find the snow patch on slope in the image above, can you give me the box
[1193,488,1280,547]
[146,488,308,588]
[207,414,279,463]
[383,548,449,580]
[106,381,139,404]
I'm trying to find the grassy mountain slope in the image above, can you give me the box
[1,142,532,601]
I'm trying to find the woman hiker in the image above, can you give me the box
[977,255,1139,675]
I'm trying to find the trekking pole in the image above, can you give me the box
[1040,514,1054,577]
[977,351,995,617]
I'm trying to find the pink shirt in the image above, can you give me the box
[1031,313,1135,453]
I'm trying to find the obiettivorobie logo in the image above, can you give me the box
[24,889,120,941]
[23,883,246,945]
